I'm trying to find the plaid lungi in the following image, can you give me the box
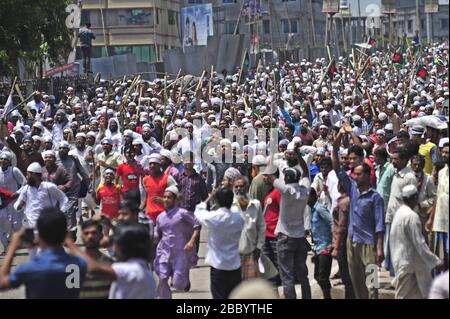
[240,253,260,281]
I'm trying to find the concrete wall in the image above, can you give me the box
[163,34,246,76]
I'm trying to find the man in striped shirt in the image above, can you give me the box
[79,220,113,299]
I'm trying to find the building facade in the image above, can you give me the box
[77,0,181,63]
[180,0,327,52]
[388,0,449,42]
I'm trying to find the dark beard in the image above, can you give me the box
[287,159,298,167]
[110,127,118,133]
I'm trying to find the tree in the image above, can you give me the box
[0,0,72,77]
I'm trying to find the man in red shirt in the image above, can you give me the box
[141,153,176,222]
[95,168,122,237]
[116,147,145,193]
[262,169,282,287]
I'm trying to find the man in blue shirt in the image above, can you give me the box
[0,207,87,299]
[332,136,385,299]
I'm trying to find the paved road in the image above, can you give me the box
[0,229,394,299]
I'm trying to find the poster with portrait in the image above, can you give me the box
[322,0,340,13]
[424,0,439,13]
[181,4,214,50]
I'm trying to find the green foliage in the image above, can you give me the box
[0,0,72,77]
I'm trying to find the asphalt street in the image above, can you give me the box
[0,228,394,299]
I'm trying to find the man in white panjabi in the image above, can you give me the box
[390,185,443,299]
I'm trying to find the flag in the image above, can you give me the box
[327,61,336,80]
[238,49,250,85]
[393,52,403,64]
[0,93,14,120]
[417,66,428,79]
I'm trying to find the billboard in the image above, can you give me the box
[181,4,213,50]
[322,0,340,13]
[424,0,439,13]
[381,0,396,14]
[243,0,262,22]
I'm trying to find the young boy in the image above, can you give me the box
[95,167,122,237]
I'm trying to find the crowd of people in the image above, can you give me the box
[0,40,448,299]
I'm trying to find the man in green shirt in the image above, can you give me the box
[374,147,395,212]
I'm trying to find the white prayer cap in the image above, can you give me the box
[75,133,86,139]
[0,152,12,161]
[160,149,172,159]
[164,185,179,198]
[287,142,296,152]
[220,139,232,146]
[402,185,418,198]
[58,141,70,149]
[42,150,56,158]
[378,112,388,121]
[27,162,43,174]
[148,153,161,164]
[439,137,449,148]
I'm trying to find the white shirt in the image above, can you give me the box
[15,181,68,228]
[109,259,156,299]
[311,170,339,213]
[0,166,26,193]
[433,165,449,233]
[231,198,266,255]
[194,202,244,271]
[386,166,417,224]
[273,177,310,238]
[390,204,441,298]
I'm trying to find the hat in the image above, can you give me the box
[402,185,418,198]
[224,167,242,182]
[164,185,179,198]
[148,153,161,164]
[287,142,296,152]
[252,155,267,166]
[320,111,329,118]
[27,162,43,174]
[378,112,388,121]
[0,152,12,161]
[439,137,449,148]
[58,141,70,149]
[160,149,172,159]
[123,129,134,137]
[279,139,289,146]
[22,135,33,142]
[410,126,424,135]
[42,150,56,158]
[376,129,386,135]
[104,167,116,175]
[75,133,86,139]
[319,125,328,130]
[384,123,394,131]
[352,115,362,122]
[101,138,113,145]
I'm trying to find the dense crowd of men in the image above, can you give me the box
[0,40,448,299]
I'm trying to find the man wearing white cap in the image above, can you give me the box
[390,185,443,299]
[0,151,26,253]
[0,123,44,175]
[160,149,179,178]
[14,163,68,229]
[97,138,124,184]
[248,155,272,206]
[141,153,177,222]
[154,185,201,299]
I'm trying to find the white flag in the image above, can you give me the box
[1,94,14,120]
